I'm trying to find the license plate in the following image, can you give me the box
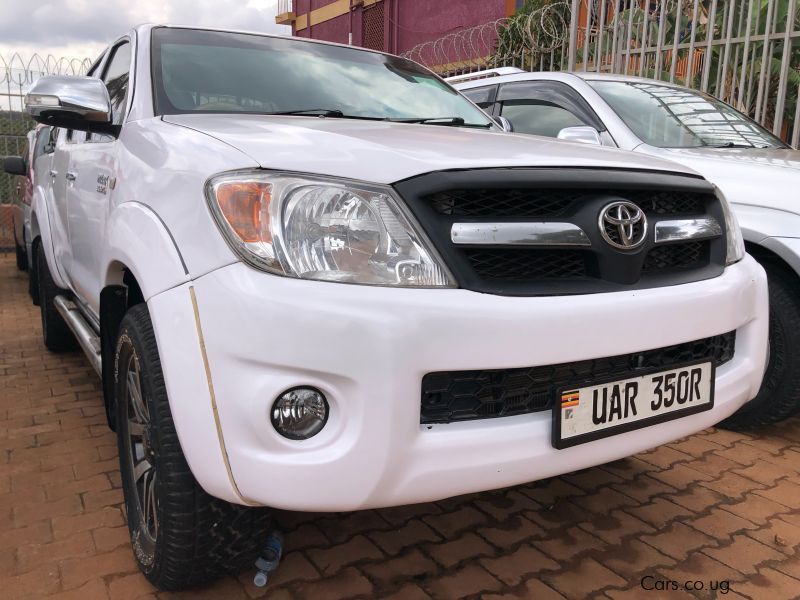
[552,361,715,449]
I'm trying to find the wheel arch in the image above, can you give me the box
[99,266,144,431]
[99,203,189,429]
[745,238,800,286]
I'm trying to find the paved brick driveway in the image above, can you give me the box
[2,254,800,599]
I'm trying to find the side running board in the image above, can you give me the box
[54,295,102,376]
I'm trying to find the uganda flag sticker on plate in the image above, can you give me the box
[561,390,580,409]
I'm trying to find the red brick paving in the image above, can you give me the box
[2,254,800,599]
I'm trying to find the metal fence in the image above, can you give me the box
[403,0,800,147]
[0,53,90,251]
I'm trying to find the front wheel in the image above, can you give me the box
[115,304,271,590]
[720,264,800,429]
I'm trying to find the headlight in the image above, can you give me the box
[717,188,744,265]
[206,171,455,287]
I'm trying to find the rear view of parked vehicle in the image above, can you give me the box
[23,25,767,590]
[454,69,800,430]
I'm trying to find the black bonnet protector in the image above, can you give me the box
[393,168,725,296]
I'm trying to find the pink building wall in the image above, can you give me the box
[291,0,510,61]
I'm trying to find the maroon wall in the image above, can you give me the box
[388,0,505,55]
[292,0,506,62]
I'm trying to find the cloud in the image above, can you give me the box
[0,0,289,62]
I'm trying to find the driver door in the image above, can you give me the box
[65,40,130,314]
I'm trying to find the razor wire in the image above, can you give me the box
[402,2,572,75]
[1,52,91,250]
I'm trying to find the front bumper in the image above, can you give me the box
[151,256,767,510]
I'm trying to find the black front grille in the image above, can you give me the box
[428,189,707,219]
[420,332,735,424]
[643,242,708,273]
[429,189,581,218]
[394,169,727,296]
[466,249,588,280]
[624,190,706,215]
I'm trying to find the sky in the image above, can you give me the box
[0,0,290,64]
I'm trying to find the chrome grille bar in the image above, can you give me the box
[654,218,722,244]
[450,222,592,247]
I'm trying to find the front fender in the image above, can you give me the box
[734,203,800,243]
[735,203,800,277]
[102,201,189,298]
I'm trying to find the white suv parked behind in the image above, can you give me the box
[453,69,800,429]
[25,26,767,589]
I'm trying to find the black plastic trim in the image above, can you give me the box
[394,168,725,296]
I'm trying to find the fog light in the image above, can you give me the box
[271,387,329,440]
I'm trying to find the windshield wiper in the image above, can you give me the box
[706,141,755,148]
[391,116,493,128]
[268,109,346,117]
[266,109,394,122]
[264,110,492,127]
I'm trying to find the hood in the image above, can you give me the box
[163,114,699,184]
[638,146,800,214]
[662,146,800,172]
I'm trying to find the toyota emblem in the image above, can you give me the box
[599,201,647,250]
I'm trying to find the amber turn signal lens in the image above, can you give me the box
[215,181,271,243]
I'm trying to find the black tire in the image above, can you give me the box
[115,304,271,590]
[720,264,800,430]
[15,242,26,271]
[37,248,77,352]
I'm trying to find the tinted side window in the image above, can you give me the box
[33,128,51,158]
[102,42,131,125]
[461,85,496,110]
[501,102,587,137]
[498,81,602,138]
[20,140,30,168]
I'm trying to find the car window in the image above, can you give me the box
[497,81,603,138]
[19,139,30,172]
[33,128,51,159]
[589,80,787,149]
[102,42,131,126]
[500,102,587,137]
[150,28,492,127]
[66,129,86,143]
[461,85,496,110]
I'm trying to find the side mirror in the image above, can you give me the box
[25,75,117,135]
[557,126,602,145]
[492,115,514,132]
[3,156,26,176]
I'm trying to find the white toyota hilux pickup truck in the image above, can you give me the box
[24,25,767,589]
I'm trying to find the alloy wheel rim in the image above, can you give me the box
[125,352,158,543]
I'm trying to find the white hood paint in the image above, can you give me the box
[637,146,800,215]
[662,146,800,172]
[163,114,700,184]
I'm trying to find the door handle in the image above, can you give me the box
[65,172,77,181]
[49,170,58,178]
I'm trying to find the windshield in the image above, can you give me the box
[589,80,787,149]
[151,28,492,127]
